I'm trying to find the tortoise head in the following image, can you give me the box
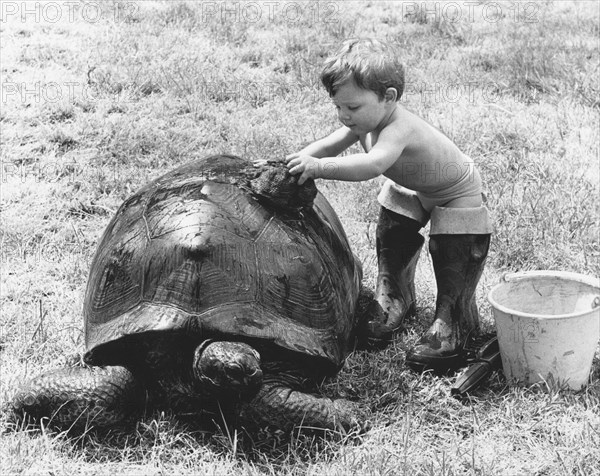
[193,341,262,397]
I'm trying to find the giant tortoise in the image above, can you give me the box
[10,155,371,433]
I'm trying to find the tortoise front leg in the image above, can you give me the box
[238,378,365,433]
[10,365,144,431]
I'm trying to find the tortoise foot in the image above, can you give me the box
[10,365,144,431]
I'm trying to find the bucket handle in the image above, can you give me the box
[502,272,547,283]
[502,272,525,283]
[502,271,600,288]
[593,296,600,309]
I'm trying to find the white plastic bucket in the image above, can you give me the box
[488,271,600,390]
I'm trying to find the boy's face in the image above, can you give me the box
[332,81,395,135]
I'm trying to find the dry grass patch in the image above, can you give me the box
[1,1,599,475]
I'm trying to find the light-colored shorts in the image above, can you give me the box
[377,163,484,225]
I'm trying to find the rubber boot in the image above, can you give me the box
[365,207,424,347]
[406,233,490,372]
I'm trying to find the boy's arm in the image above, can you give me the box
[288,126,405,184]
[291,127,359,158]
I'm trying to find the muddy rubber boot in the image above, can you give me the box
[406,233,490,372]
[365,207,424,347]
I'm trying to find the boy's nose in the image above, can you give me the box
[338,110,351,122]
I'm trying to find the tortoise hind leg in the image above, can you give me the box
[238,378,366,433]
[10,365,145,431]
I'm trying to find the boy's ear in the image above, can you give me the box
[384,87,398,103]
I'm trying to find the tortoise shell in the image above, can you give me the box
[83,155,362,369]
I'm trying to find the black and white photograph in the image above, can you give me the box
[1,1,598,474]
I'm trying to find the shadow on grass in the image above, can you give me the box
[4,407,369,471]
[6,325,597,470]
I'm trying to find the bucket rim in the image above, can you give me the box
[487,270,600,320]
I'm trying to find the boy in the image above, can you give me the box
[286,38,492,372]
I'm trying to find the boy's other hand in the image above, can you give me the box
[285,153,320,185]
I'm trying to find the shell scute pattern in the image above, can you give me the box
[84,155,361,368]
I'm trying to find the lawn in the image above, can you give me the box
[1,1,599,474]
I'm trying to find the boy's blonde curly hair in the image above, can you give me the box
[321,38,405,100]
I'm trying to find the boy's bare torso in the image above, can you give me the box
[361,106,473,193]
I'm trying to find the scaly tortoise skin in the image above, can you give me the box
[10,155,369,433]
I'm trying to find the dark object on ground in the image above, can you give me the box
[9,155,370,434]
[451,332,501,397]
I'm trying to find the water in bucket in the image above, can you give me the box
[488,271,600,390]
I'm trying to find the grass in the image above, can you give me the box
[1,0,599,474]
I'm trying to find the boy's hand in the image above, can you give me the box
[285,153,320,185]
